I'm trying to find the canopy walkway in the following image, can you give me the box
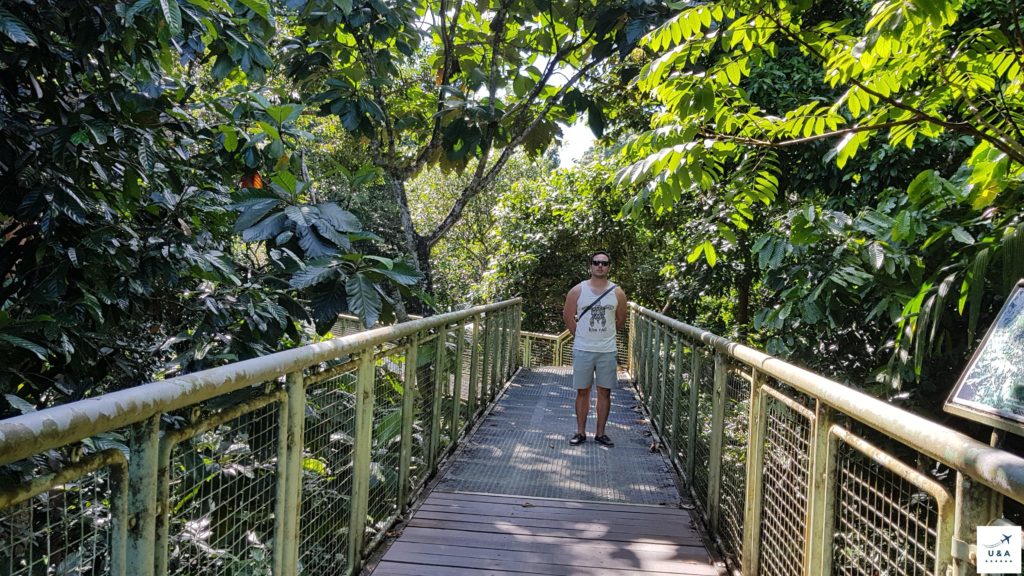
[370,367,716,575]
[1,298,1023,576]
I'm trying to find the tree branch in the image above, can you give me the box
[759,8,1024,166]
[407,0,464,177]
[698,116,928,148]
[425,57,604,248]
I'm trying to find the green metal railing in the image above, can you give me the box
[0,299,522,576]
[629,303,1024,576]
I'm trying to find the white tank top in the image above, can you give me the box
[574,281,618,353]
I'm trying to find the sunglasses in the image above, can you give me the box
[591,260,610,266]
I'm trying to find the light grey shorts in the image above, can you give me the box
[572,350,618,390]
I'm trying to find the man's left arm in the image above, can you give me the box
[615,287,628,330]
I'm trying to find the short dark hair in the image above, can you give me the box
[590,250,611,263]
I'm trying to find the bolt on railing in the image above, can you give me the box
[0,299,522,576]
[629,303,1024,576]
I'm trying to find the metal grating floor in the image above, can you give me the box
[436,367,681,506]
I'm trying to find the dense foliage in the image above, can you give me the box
[614,0,1024,397]
[0,1,417,407]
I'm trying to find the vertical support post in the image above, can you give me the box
[488,318,499,400]
[270,394,289,576]
[622,307,630,375]
[467,317,480,420]
[126,415,160,576]
[952,474,1002,576]
[398,336,419,511]
[658,328,671,435]
[741,370,769,576]
[706,352,728,533]
[649,322,660,425]
[429,326,447,469]
[451,321,465,441]
[347,351,376,575]
[480,316,492,403]
[671,337,684,462]
[804,401,837,576]
[109,454,128,576]
[523,335,532,369]
[639,319,651,399]
[282,371,305,576]
[497,309,508,383]
[686,346,701,487]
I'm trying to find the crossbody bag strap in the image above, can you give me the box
[574,284,616,322]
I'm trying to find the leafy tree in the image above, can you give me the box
[0,1,416,406]
[619,0,1024,392]
[280,0,672,302]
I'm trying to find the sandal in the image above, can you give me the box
[569,433,586,445]
[595,435,615,447]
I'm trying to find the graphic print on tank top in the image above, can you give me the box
[587,304,614,331]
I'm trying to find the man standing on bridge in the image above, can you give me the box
[563,250,628,447]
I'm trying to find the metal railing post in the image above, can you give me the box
[498,309,509,382]
[952,474,1002,576]
[650,322,661,425]
[126,415,160,576]
[658,328,671,434]
[706,352,728,532]
[686,346,701,487]
[451,321,465,440]
[398,335,419,511]
[429,326,447,469]
[804,401,836,576]
[671,337,684,465]
[480,317,492,401]
[282,370,305,576]
[467,317,480,419]
[627,306,635,375]
[741,370,768,576]
[347,351,376,575]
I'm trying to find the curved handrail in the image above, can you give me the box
[631,302,1024,503]
[0,298,521,466]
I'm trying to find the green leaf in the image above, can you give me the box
[0,8,37,45]
[4,393,36,414]
[346,273,382,327]
[0,334,48,360]
[951,226,974,245]
[160,0,182,35]
[290,266,336,289]
[703,241,717,266]
[237,0,270,20]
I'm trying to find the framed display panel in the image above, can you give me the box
[945,280,1024,436]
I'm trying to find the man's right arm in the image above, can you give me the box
[563,285,580,336]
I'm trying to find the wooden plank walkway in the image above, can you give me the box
[372,492,718,575]
[369,368,721,575]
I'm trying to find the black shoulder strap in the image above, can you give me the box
[575,284,616,322]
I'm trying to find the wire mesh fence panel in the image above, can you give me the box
[691,348,715,511]
[0,454,125,576]
[718,369,751,563]
[299,369,358,576]
[758,385,812,576]
[524,337,556,368]
[670,342,694,471]
[832,437,942,576]
[456,325,474,438]
[362,348,407,549]
[166,397,281,576]
[559,337,574,367]
[411,335,437,488]
[436,329,458,456]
